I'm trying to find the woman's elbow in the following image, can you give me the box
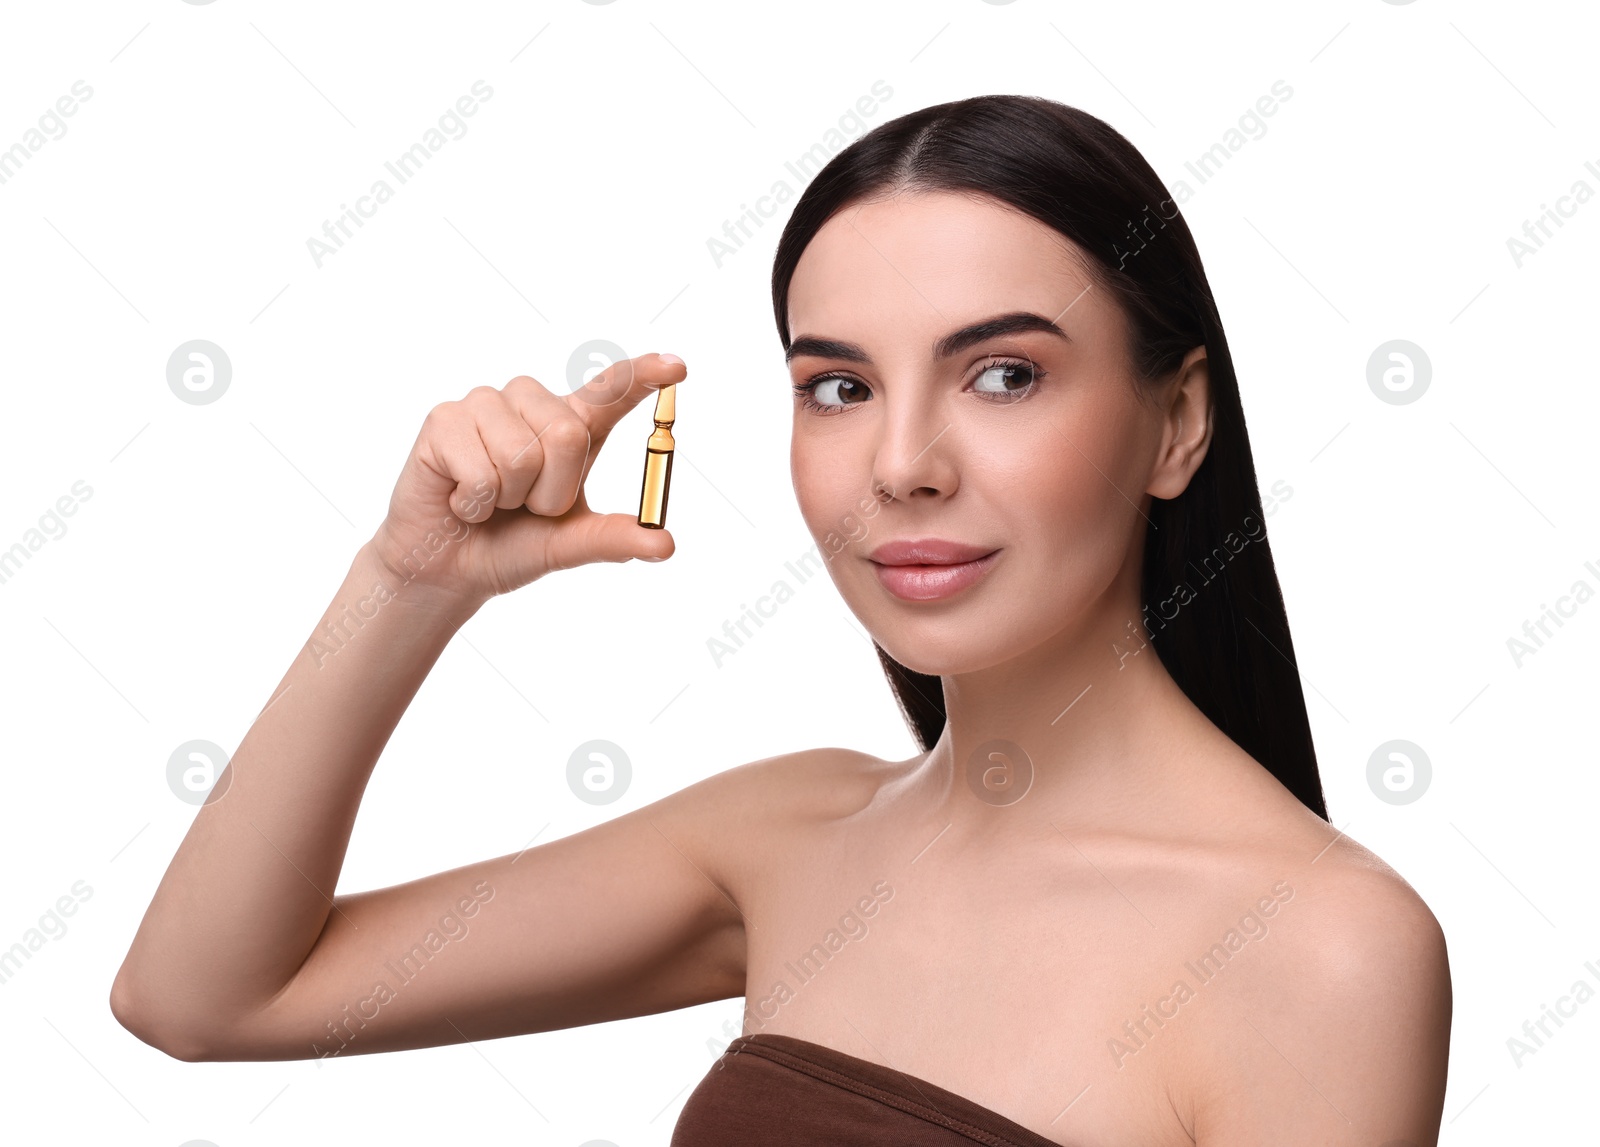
[109,972,219,1063]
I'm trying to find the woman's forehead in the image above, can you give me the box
[786,192,1105,354]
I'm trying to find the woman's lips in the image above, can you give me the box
[870,550,1000,602]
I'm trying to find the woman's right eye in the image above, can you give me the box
[794,375,872,412]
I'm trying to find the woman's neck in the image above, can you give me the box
[913,605,1212,834]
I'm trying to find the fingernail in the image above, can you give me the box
[642,555,665,562]
[659,353,684,366]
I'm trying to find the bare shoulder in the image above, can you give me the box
[1189,732,1449,970]
[1259,831,1451,1028]
[667,744,899,883]
[698,743,903,818]
[1129,731,1452,1139]
[1182,818,1452,1143]
[1293,832,1449,961]
[1225,748,1450,993]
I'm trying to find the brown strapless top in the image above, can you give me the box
[671,1032,1064,1146]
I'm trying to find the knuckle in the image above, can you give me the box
[506,374,546,395]
[542,416,590,455]
[504,434,543,475]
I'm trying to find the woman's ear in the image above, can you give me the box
[1146,346,1213,500]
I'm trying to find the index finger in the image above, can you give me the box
[565,352,686,444]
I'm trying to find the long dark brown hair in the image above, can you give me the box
[769,94,1328,820]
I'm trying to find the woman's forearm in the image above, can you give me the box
[111,540,484,1050]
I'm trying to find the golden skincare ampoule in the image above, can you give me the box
[637,383,676,529]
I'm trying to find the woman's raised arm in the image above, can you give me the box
[108,356,765,1061]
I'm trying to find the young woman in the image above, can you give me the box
[112,95,1451,1145]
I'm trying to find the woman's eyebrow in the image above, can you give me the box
[785,311,1071,365]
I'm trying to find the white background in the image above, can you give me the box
[1,0,1594,1143]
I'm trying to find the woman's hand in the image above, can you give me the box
[369,352,685,607]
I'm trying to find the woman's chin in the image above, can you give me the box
[870,631,1018,679]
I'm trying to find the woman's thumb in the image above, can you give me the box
[545,511,674,570]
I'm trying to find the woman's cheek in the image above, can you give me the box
[1020,450,1132,579]
[790,446,828,536]
[794,465,859,549]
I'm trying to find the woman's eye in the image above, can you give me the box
[971,360,1037,398]
[805,376,871,407]
[796,361,1041,413]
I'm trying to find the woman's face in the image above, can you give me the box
[785,189,1208,677]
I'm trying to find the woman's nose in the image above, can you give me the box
[870,403,959,504]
